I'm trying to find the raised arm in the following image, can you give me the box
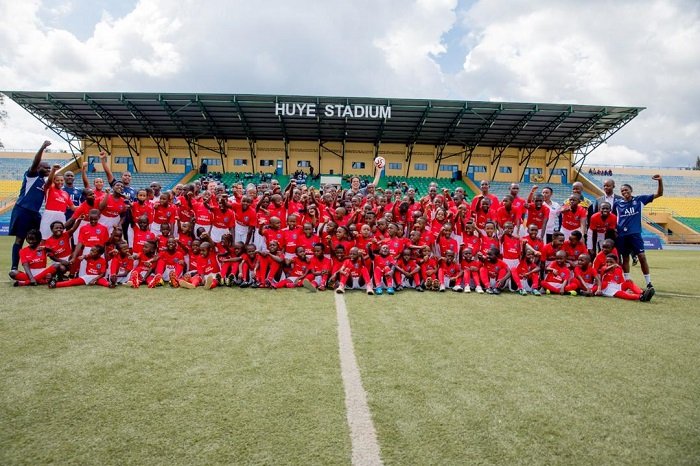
[652,174,663,199]
[81,162,91,189]
[28,140,51,176]
[46,164,61,188]
[100,151,115,185]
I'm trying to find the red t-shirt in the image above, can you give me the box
[20,245,47,268]
[574,265,598,286]
[544,262,571,283]
[525,204,550,230]
[132,227,157,255]
[78,223,109,247]
[131,202,154,224]
[589,212,617,234]
[85,256,107,275]
[560,205,587,230]
[482,259,508,278]
[45,185,72,212]
[501,234,522,260]
[102,195,128,218]
[44,233,72,259]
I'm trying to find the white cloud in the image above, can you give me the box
[1,0,698,168]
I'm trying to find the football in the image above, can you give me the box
[374,156,386,169]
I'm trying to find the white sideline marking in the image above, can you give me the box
[335,293,383,466]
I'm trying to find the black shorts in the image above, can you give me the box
[9,206,42,238]
[616,234,645,257]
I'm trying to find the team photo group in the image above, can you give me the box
[9,140,661,302]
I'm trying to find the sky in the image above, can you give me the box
[0,0,698,167]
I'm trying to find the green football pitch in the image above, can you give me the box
[1,235,699,465]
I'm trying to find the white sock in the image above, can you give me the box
[624,273,631,280]
[644,274,651,285]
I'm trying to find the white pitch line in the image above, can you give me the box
[334,293,383,466]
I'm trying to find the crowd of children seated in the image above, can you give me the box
[9,175,655,302]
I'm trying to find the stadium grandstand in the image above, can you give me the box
[1,91,697,242]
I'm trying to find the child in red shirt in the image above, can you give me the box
[588,202,617,252]
[437,249,463,292]
[303,243,332,291]
[419,246,439,290]
[154,237,186,288]
[10,229,62,286]
[108,241,135,287]
[336,247,373,295]
[460,247,483,293]
[479,247,511,294]
[275,246,310,289]
[394,248,422,291]
[129,240,159,288]
[49,245,109,288]
[541,250,577,295]
[562,230,589,269]
[512,249,541,295]
[256,241,285,288]
[371,244,396,295]
[571,253,600,296]
[600,254,655,302]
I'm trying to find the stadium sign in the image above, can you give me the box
[274,103,391,119]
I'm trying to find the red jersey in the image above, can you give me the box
[286,256,309,277]
[44,233,72,259]
[419,256,438,276]
[396,256,418,273]
[45,185,72,212]
[159,249,185,267]
[461,234,481,254]
[110,254,135,275]
[574,265,598,286]
[560,205,587,230]
[522,236,545,256]
[601,265,625,287]
[297,233,320,256]
[439,259,461,277]
[308,255,332,275]
[525,204,550,230]
[482,259,509,279]
[191,200,212,226]
[501,234,522,260]
[460,258,482,273]
[341,258,367,277]
[593,248,619,273]
[383,236,409,257]
[495,206,520,229]
[544,262,571,283]
[541,243,562,263]
[515,259,539,278]
[267,204,288,227]
[589,212,617,234]
[283,227,302,254]
[20,245,47,268]
[262,227,286,250]
[197,251,220,275]
[373,254,395,273]
[131,227,157,255]
[85,256,107,276]
[78,223,109,247]
[71,201,94,222]
[474,209,498,231]
[480,235,500,256]
[435,235,459,257]
[102,195,128,218]
[562,240,588,262]
[131,201,154,224]
[153,204,178,226]
[471,194,499,214]
[231,203,257,227]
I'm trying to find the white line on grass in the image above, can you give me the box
[335,293,383,466]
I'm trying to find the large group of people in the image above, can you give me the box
[8,141,662,302]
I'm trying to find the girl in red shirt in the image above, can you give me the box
[40,164,74,239]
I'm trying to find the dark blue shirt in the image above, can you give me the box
[613,194,654,236]
[63,185,84,219]
[15,170,46,212]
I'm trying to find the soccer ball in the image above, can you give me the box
[374,156,386,169]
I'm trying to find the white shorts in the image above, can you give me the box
[99,215,121,232]
[79,273,101,285]
[602,283,622,297]
[234,224,252,244]
[209,226,230,244]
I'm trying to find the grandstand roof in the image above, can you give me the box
[3,91,643,153]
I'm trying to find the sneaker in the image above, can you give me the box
[386,287,395,295]
[48,278,57,289]
[170,274,180,288]
[395,285,403,291]
[416,285,424,292]
[335,285,345,294]
[366,287,374,295]
[518,289,527,296]
[646,282,654,289]
[492,287,501,295]
[452,285,463,292]
[464,286,471,293]
[179,278,195,289]
[251,281,260,288]
[532,289,541,296]
[439,285,446,292]
[475,286,484,294]
[568,290,577,296]
[204,275,215,289]
[374,287,383,295]
[148,274,163,288]
[485,287,494,294]
[640,287,656,302]
[239,281,250,288]
[302,279,317,292]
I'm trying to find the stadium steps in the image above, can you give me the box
[586,172,700,197]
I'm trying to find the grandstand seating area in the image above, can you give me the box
[586,173,699,197]
[644,197,700,218]
[486,181,591,204]
[81,172,185,191]
[0,157,71,180]
[678,217,700,233]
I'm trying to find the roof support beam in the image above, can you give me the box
[518,110,570,181]
[120,96,170,173]
[490,110,535,181]
[85,95,141,172]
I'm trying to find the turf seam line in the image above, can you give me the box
[335,293,383,466]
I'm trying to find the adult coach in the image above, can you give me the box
[9,140,52,272]
[613,175,663,290]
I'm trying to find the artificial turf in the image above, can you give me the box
[1,234,699,465]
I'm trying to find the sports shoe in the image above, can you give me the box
[374,287,383,295]
[386,287,395,295]
[170,274,180,288]
[485,287,494,294]
[179,278,195,289]
[239,281,250,288]
[475,286,484,294]
[518,289,527,296]
[464,286,471,293]
[395,285,403,291]
[452,285,463,292]
[366,287,374,295]
[492,287,501,295]
[646,282,654,289]
[640,287,656,302]
[204,275,215,289]
[568,290,577,296]
[416,285,424,292]
[335,285,345,294]
[48,278,57,289]
[439,285,446,292]
[302,278,317,292]
[148,274,163,288]
[532,289,541,296]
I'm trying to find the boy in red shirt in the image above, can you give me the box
[459,247,483,293]
[129,240,159,288]
[394,248,422,291]
[541,250,577,295]
[571,253,600,296]
[559,194,587,240]
[371,244,396,295]
[10,229,62,286]
[418,246,439,291]
[257,240,285,288]
[500,221,522,270]
[524,193,550,240]
[540,232,565,267]
[562,230,588,269]
[154,237,186,288]
[600,254,654,302]
[49,245,109,288]
[275,246,310,289]
[512,249,541,295]
[108,241,135,287]
[437,249,463,292]
[479,247,511,294]
[588,202,617,253]
[302,243,332,291]
[593,239,619,274]
[335,247,374,295]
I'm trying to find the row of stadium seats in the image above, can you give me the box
[81,172,185,191]
[486,181,591,204]
[644,197,700,218]
[586,173,700,197]
[0,158,70,180]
